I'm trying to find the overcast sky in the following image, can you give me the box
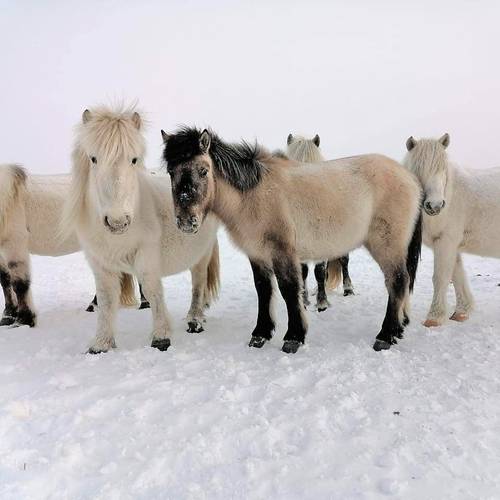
[1,0,499,173]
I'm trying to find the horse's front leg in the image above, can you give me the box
[450,253,474,322]
[273,255,308,354]
[425,239,459,327]
[140,273,171,351]
[0,261,17,326]
[88,268,120,354]
[301,263,310,307]
[186,252,211,333]
[248,259,275,348]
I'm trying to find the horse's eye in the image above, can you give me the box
[199,168,208,177]
[132,158,138,165]
[91,156,97,164]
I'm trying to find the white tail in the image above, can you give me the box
[0,164,27,236]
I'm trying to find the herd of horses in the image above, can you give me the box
[1,106,499,354]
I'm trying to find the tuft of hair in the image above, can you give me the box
[403,137,449,185]
[119,273,138,307]
[163,126,270,192]
[286,135,325,163]
[272,149,288,159]
[60,105,146,239]
[326,259,342,290]
[204,239,220,305]
[0,164,27,235]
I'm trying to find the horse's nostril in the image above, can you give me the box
[425,202,432,210]
[124,215,131,226]
[441,201,446,209]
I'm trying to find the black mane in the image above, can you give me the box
[163,127,269,192]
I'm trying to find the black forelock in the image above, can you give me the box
[162,126,269,192]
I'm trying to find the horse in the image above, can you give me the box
[286,133,355,311]
[162,127,422,353]
[405,133,500,326]
[0,164,141,327]
[61,106,220,354]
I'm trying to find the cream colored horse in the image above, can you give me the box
[0,165,137,327]
[163,127,422,352]
[405,134,500,326]
[62,106,220,353]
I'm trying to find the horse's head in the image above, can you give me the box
[161,128,216,234]
[77,108,146,234]
[405,133,450,216]
[286,133,323,163]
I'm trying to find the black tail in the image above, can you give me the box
[406,210,422,293]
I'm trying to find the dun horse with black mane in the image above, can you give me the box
[162,128,422,353]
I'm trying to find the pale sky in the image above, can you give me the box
[1,0,499,173]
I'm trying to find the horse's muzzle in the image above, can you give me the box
[176,215,199,234]
[423,200,445,216]
[104,215,131,234]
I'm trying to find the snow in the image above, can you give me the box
[1,231,499,500]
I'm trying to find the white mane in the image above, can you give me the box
[61,105,145,238]
[403,138,449,184]
[287,136,324,163]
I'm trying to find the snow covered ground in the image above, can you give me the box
[0,231,499,500]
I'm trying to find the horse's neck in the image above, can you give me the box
[445,160,456,203]
[211,176,245,228]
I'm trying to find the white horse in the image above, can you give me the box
[62,106,220,353]
[0,165,138,327]
[286,133,355,311]
[405,133,500,326]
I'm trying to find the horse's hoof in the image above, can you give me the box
[249,336,267,348]
[87,347,108,355]
[394,329,404,339]
[317,306,328,312]
[403,315,410,327]
[282,340,302,354]
[423,319,442,327]
[15,311,36,328]
[86,304,95,312]
[139,301,151,310]
[450,312,469,322]
[151,338,171,351]
[343,289,354,296]
[187,321,204,333]
[0,316,16,327]
[373,339,391,351]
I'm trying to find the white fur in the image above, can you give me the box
[64,106,219,352]
[404,136,500,324]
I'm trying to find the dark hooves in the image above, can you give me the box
[0,316,16,326]
[87,347,107,355]
[373,339,391,351]
[282,340,302,354]
[317,306,328,312]
[86,304,95,313]
[151,338,171,351]
[344,289,354,296]
[249,336,267,348]
[187,321,204,333]
[403,315,410,327]
[139,301,151,310]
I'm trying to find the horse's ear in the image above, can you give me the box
[82,109,92,124]
[287,134,293,145]
[161,130,170,144]
[313,134,320,147]
[132,112,142,130]
[199,129,211,153]
[406,136,417,151]
[439,133,450,148]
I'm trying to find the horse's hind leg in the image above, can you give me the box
[450,253,474,322]
[301,263,310,307]
[138,284,151,310]
[314,261,330,312]
[340,255,354,296]
[5,256,36,327]
[248,259,275,348]
[273,256,308,354]
[0,260,17,326]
